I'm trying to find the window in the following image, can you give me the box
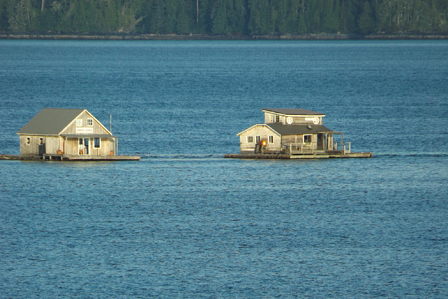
[94,138,100,148]
[87,119,93,126]
[76,119,82,126]
[247,136,254,143]
[26,137,30,145]
[271,115,275,123]
[276,115,280,122]
[39,138,43,144]
[256,136,261,143]
[304,135,312,143]
[269,136,274,143]
[79,138,83,145]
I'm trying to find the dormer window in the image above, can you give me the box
[76,119,82,126]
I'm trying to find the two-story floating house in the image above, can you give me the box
[17,108,118,158]
[237,108,353,156]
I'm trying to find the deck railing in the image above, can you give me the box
[334,142,351,153]
[283,142,314,154]
[283,141,351,155]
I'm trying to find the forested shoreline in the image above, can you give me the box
[1,0,447,37]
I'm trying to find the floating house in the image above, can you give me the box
[16,108,121,160]
[228,108,372,159]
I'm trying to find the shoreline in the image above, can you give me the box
[1,33,448,41]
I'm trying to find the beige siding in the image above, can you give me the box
[45,137,62,154]
[61,111,110,135]
[20,136,64,155]
[65,138,79,155]
[64,137,115,156]
[20,136,39,155]
[263,112,323,125]
[90,138,115,156]
[264,113,285,124]
[239,125,281,153]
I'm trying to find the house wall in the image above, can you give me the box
[62,111,110,135]
[238,125,281,153]
[65,137,115,156]
[20,136,65,155]
[20,136,39,155]
[45,137,62,154]
[264,112,323,125]
[66,138,79,155]
[282,134,317,151]
[90,138,115,156]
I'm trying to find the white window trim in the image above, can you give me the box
[268,136,274,144]
[87,119,93,126]
[304,135,312,143]
[247,136,254,143]
[76,119,82,126]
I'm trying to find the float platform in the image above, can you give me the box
[0,154,140,161]
[224,152,373,159]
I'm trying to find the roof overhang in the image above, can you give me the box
[237,124,281,137]
[61,134,118,138]
[17,133,60,136]
[266,123,335,135]
[262,108,325,117]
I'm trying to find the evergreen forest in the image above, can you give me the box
[1,0,447,36]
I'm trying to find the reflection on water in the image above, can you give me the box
[1,40,448,297]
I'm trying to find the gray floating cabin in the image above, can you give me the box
[237,108,353,156]
[17,108,118,158]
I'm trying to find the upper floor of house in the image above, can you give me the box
[262,108,325,126]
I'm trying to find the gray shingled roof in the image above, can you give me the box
[267,123,334,135]
[262,108,325,116]
[17,108,85,135]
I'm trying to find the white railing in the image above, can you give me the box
[342,142,351,154]
[284,143,314,154]
[334,142,351,153]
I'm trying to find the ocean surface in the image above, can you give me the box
[1,40,447,297]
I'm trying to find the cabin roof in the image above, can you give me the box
[17,108,112,136]
[17,108,85,135]
[262,108,325,116]
[237,123,334,136]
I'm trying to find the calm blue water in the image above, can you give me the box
[1,40,448,297]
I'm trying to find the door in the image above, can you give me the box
[38,138,45,156]
[317,133,324,150]
[79,138,84,155]
[84,138,89,155]
[78,138,90,155]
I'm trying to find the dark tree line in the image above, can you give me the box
[1,0,447,35]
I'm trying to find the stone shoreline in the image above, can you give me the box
[1,33,448,41]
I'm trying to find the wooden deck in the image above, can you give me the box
[0,154,140,161]
[224,152,373,159]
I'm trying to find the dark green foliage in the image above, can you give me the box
[358,1,375,34]
[0,0,447,35]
